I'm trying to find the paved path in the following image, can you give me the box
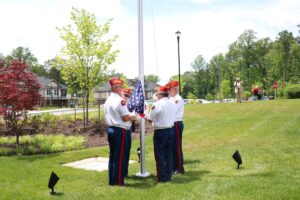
[63,157,137,172]
[28,108,97,116]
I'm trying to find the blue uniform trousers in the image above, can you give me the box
[172,121,184,173]
[153,128,173,182]
[107,126,126,186]
[123,129,132,177]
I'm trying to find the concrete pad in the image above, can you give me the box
[63,157,137,172]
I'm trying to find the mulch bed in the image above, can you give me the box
[0,119,154,148]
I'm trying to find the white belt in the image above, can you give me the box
[154,126,172,130]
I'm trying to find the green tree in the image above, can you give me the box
[207,54,225,98]
[289,42,300,83]
[254,37,272,85]
[220,79,231,99]
[145,74,160,84]
[191,55,208,98]
[6,47,39,70]
[54,8,119,126]
[265,30,297,89]
[181,71,196,99]
[277,30,294,82]
[187,92,196,99]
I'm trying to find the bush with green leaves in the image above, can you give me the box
[0,137,14,145]
[28,115,42,130]
[0,134,85,156]
[286,84,300,99]
[243,91,252,100]
[39,113,57,125]
[0,147,12,156]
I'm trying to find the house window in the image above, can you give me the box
[54,89,58,95]
[47,89,51,95]
[61,89,66,96]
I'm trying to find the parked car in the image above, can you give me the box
[223,98,235,103]
[211,100,221,103]
[183,99,190,104]
[198,99,212,104]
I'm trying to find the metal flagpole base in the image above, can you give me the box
[135,171,150,177]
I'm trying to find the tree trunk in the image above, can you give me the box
[82,96,86,127]
[16,132,19,145]
[86,92,89,126]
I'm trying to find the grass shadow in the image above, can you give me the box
[172,170,210,184]
[210,171,274,178]
[50,191,64,196]
[125,174,157,189]
[184,159,202,165]
[15,152,60,162]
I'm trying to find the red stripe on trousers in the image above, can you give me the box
[118,129,125,185]
[175,122,182,173]
[153,131,159,182]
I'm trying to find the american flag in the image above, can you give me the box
[127,80,144,114]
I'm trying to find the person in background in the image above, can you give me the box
[166,80,185,175]
[261,88,265,100]
[146,86,176,183]
[252,85,260,101]
[121,88,135,177]
[103,78,135,186]
[234,77,243,103]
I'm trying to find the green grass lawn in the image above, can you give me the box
[0,99,299,200]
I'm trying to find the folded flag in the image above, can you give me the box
[127,80,145,114]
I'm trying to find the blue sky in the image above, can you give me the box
[0,0,299,83]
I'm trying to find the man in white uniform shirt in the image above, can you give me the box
[147,86,176,182]
[167,80,185,174]
[121,88,134,177]
[104,78,135,186]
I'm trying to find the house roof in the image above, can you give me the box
[36,76,67,89]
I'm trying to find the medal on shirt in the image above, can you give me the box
[121,100,126,106]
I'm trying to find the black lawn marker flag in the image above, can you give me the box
[232,150,243,169]
[48,171,59,195]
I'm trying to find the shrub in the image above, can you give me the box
[29,115,42,130]
[26,145,37,155]
[50,143,65,152]
[0,147,12,156]
[286,84,300,99]
[205,93,214,101]
[15,146,25,155]
[243,91,252,100]
[39,141,52,154]
[189,99,198,104]
[0,137,9,145]
[0,137,16,145]
[19,135,33,145]
[0,134,85,156]
[40,113,57,125]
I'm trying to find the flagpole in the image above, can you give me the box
[136,0,150,177]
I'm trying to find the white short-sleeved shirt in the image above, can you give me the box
[147,97,176,130]
[104,92,131,130]
[169,93,184,122]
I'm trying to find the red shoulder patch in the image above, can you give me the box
[151,106,155,110]
[121,100,126,106]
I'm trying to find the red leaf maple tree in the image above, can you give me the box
[0,60,41,144]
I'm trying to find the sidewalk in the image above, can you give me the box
[63,157,137,172]
[28,108,97,116]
